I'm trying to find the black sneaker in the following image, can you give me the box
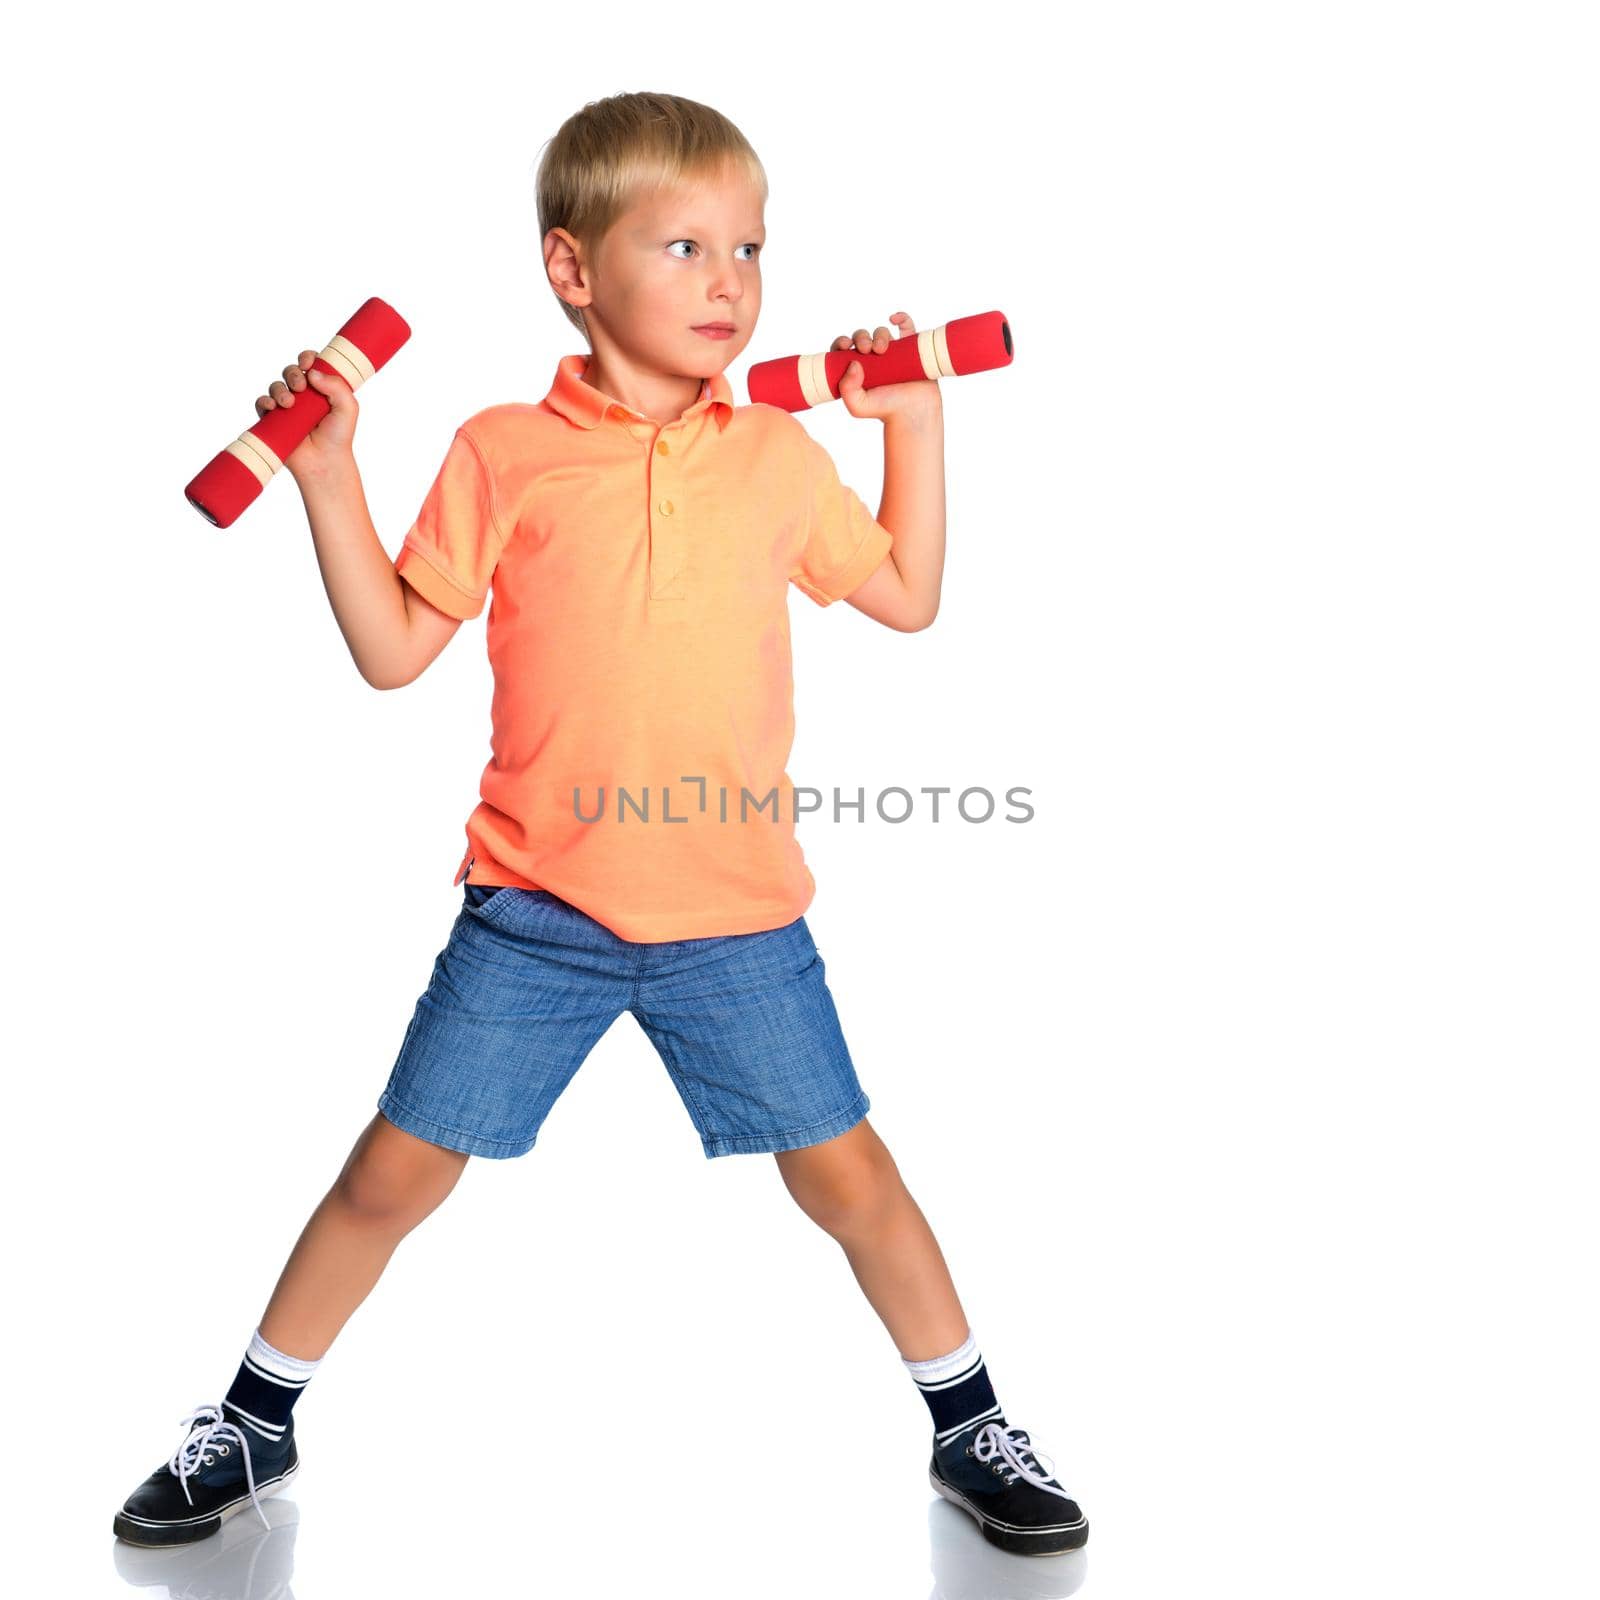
[929,1415,1088,1556]
[112,1400,299,1547]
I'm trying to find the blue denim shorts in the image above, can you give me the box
[376,884,871,1160]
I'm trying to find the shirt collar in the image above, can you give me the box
[545,352,733,432]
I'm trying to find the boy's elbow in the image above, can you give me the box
[359,658,412,691]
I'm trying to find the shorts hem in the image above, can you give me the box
[377,1094,536,1159]
[700,1089,870,1160]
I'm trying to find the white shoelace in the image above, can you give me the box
[167,1403,273,1531]
[970,1422,1076,1503]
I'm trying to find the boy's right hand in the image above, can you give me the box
[255,347,359,484]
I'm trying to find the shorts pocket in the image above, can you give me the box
[463,882,513,922]
[463,883,555,928]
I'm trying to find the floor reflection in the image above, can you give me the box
[111,1496,299,1599]
[927,1494,1088,1599]
[107,1487,1089,1598]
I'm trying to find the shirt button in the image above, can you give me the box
[658,498,674,516]
[656,440,669,455]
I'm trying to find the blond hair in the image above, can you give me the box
[534,91,768,342]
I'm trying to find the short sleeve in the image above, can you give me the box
[394,426,508,621]
[789,425,894,607]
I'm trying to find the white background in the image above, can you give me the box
[5,3,1596,1596]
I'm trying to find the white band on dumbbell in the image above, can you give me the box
[226,430,284,485]
[918,326,957,380]
[798,351,833,408]
[319,334,375,390]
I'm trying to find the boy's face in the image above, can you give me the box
[578,165,765,380]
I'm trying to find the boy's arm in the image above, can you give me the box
[841,390,946,631]
[297,459,460,689]
[394,584,465,686]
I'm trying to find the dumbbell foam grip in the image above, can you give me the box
[746,309,1013,411]
[184,297,412,528]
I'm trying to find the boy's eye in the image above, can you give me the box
[667,240,762,261]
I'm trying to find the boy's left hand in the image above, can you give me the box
[831,311,943,423]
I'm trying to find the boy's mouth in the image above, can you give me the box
[692,322,736,339]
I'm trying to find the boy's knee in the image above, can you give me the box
[777,1126,903,1235]
[334,1115,467,1221]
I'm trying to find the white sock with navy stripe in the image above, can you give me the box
[221,1328,322,1447]
[902,1327,1004,1447]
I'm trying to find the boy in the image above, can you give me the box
[114,91,1087,1558]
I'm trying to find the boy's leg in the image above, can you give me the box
[257,1110,470,1359]
[773,1116,969,1360]
[113,1112,470,1546]
[775,1115,1089,1554]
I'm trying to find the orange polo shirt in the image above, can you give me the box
[393,352,895,942]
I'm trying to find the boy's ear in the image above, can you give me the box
[543,227,589,311]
